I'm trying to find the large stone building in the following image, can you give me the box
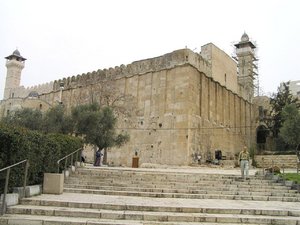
[0,33,260,166]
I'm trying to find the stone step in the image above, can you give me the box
[70,169,283,182]
[73,170,270,181]
[5,203,300,225]
[18,196,300,216]
[73,169,245,181]
[68,177,284,187]
[0,214,265,225]
[64,183,298,195]
[63,187,300,202]
[64,185,294,198]
[64,180,291,193]
[66,174,287,185]
[64,179,293,191]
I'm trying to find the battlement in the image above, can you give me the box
[6,46,250,102]
[10,82,54,99]
[53,48,212,91]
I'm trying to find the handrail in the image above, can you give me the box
[0,159,29,216]
[57,148,82,173]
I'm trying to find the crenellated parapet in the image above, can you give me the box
[9,81,54,99]
[53,49,212,91]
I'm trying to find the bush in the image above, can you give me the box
[280,173,300,184]
[0,123,83,193]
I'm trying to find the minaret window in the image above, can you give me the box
[242,59,245,66]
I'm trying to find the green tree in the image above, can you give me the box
[42,105,73,134]
[71,103,129,163]
[1,108,43,131]
[279,104,300,149]
[267,83,299,138]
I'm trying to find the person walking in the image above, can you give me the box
[94,149,103,166]
[238,146,250,180]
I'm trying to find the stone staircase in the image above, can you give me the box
[1,166,300,224]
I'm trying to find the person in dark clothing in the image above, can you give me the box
[94,149,102,166]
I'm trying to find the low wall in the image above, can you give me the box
[255,155,299,168]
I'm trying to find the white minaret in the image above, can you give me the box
[3,49,26,99]
[234,33,258,100]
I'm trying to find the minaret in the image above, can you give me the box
[3,49,26,99]
[234,33,258,100]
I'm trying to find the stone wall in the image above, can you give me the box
[255,155,299,169]
[105,64,253,166]
[0,47,255,166]
[0,97,52,117]
[8,82,54,99]
[201,43,238,93]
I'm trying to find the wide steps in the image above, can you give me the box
[64,183,297,194]
[4,199,300,225]
[3,167,300,224]
[66,176,286,187]
[63,168,300,202]
[0,214,264,225]
[63,187,300,202]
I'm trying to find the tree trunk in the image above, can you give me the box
[103,148,107,165]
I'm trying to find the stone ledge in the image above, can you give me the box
[43,173,64,194]
[0,193,19,207]
[13,185,42,199]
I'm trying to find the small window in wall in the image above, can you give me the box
[11,93,14,98]
[224,74,227,83]
[39,104,43,110]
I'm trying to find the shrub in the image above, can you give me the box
[0,123,83,193]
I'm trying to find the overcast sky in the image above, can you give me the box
[0,0,299,99]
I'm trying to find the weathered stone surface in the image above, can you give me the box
[43,173,64,194]
[1,40,258,167]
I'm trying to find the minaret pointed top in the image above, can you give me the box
[5,49,26,61]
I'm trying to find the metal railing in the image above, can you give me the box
[57,148,82,174]
[0,159,29,216]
